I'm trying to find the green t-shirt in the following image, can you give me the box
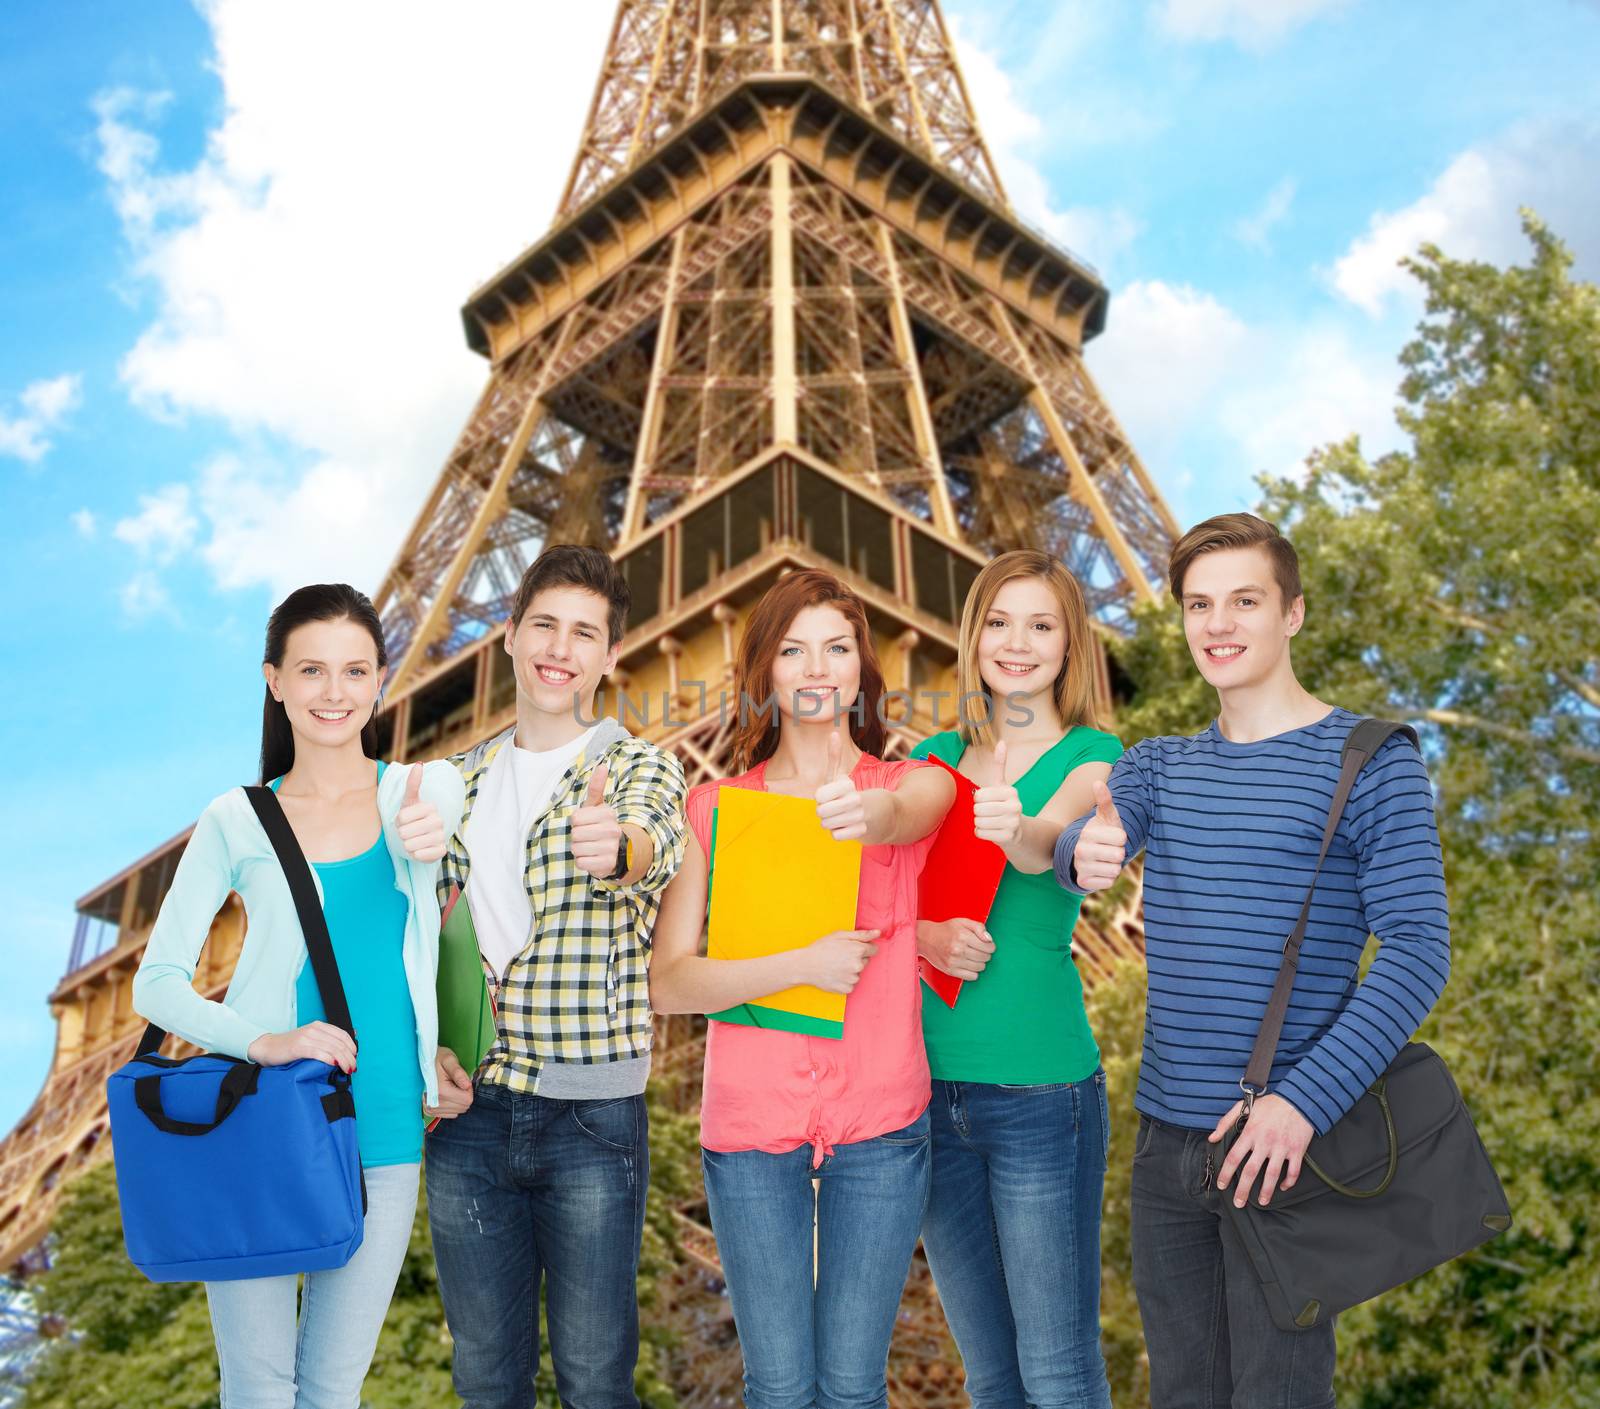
[910,726,1124,1085]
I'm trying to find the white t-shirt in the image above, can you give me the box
[464,724,600,979]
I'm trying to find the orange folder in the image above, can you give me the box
[706,784,863,1038]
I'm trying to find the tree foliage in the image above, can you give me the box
[1094,214,1599,1407]
[23,1090,700,1409]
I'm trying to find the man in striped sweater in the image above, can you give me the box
[1055,513,1450,1409]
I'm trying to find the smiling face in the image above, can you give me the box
[505,584,620,720]
[263,616,385,755]
[1180,545,1305,693]
[975,575,1068,721]
[768,603,863,728]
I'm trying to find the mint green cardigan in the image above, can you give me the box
[131,761,466,1107]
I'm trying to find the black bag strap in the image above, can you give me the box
[1240,718,1420,1100]
[136,785,358,1058]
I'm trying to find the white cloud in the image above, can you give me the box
[1233,178,1296,251]
[0,374,83,464]
[1332,121,1600,316]
[71,509,97,538]
[119,571,174,620]
[196,452,382,595]
[95,0,616,602]
[1156,0,1352,50]
[1089,279,1248,456]
[1089,280,1403,517]
[949,13,1142,272]
[1218,326,1401,482]
[113,484,199,563]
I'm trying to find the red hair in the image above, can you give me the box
[729,570,888,772]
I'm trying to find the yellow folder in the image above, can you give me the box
[706,785,863,1036]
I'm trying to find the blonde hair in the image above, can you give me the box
[955,550,1100,746]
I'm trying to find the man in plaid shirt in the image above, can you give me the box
[426,545,687,1409]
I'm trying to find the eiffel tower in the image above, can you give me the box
[0,4,1169,1402]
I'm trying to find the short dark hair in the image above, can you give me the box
[1168,512,1302,607]
[509,544,631,646]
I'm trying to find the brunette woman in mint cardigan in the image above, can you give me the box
[132,583,468,1409]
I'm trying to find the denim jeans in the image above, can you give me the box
[425,1084,648,1409]
[204,1161,419,1409]
[1131,1114,1337,1409]
[700,1108,932,1409]
[920,1073,1112,1409]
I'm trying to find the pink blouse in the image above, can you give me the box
[686,754,938,1165]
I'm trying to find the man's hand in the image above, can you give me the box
[1209,1093,1315,1208]
[972,740,1023,848]
[397,765,448,863]
[1071,781,1127,892]
[815,731,868,842]
[425,1048,475,1120]
[917,918,995,981]
[571,763,623,877]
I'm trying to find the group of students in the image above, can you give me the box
[132,510,1450,1409]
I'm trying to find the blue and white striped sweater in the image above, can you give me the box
[1055,707,1450,1135]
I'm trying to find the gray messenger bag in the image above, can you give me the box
[1218,718,1511,1332]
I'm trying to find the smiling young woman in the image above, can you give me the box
[131,583,467,1409]
[909,549,1125,1409]
[648,568,955,1409]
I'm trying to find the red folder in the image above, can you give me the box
[917,755,1009,1008]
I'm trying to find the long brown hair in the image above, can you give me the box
[955,550,1100,746]
[729,569,888,772]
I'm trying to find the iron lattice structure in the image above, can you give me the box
[0,4,1175,1404]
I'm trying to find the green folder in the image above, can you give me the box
[436,888,496,1074]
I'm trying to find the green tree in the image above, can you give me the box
[1086,953,1152,1408]
[1097,214,1600,1408]
[24,1090,700,1408]
[20,1164,219,1409]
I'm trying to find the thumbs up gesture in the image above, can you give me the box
[815,730,868,842]
[570,762,624,877]
[972,740,1024,849]
[1072,781,1127,893]
[397,764,448,863]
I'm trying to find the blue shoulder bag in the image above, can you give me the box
[107,785,366,1282]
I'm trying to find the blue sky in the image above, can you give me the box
[2,0,1597,1135]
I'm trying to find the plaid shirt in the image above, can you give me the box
[440,721,687,1093]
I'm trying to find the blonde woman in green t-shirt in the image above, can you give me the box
[910,550,1123,1409]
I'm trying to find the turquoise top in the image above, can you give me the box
[911,727,1123,1084]
[298,839,422,1165]
[133,759,464,1109]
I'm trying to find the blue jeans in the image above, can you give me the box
[425,1084,648,1409]
[921,1074,1112,1409]
[205,1161,419,1409]
[1132,1114,1336,1409]
[700,1109,932,1409]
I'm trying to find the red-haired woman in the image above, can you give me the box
[650,569,955,1409]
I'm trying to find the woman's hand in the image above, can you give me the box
[425,1048,475,1120]
[815,731,868,841]
[248,1021,357,1073]
[917,918,995,981]
[799,929,881,993]
[398,765,447,863]
[972,740,1023,848]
